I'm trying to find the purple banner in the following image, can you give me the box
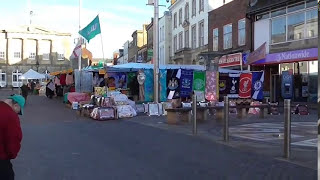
[254,48,318,65]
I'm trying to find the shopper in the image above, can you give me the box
[20,84,29,103]
[0,94,24,180]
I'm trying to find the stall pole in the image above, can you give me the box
[153,0,159,103]
[284,99,291,159]
[192,92,197,135]
[224,96,229,142]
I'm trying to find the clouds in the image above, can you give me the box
[0,1,169,58]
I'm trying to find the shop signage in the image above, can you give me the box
[247,42,266,65]
[218,53,242,68]
[254,48,318,65]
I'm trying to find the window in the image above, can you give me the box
[287,12,305,40]
[199,0,204,12]
[0,52,5,59]
[174,13,177,28]
[58,53,64,61]
[191,25,196,49]
[271,8,286,17]
[185,3,189,21]
[43,53,50,60]
[179,32,183,49]
[213,28,218,51]
[238,19,246,46]
[185,29,189,48]
[29,52,36,60]
[192,0,196,17]
[14,52,21,59]
[287,2,305,13]
[198,21,204,47]
[174,35,177,52]
[306,0,317,8]
[179,9,182,25]
[306,9,317,38]
[0,73,5,81]
[271,17,286,43]
[13,75,17,82]
[223,24,232,49]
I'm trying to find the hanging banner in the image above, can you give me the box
[180,69,193,98]
[281,71,293,99]
[193,71,205,101]
[205,71,218,101]
[167,69,181,99]
[107,72,127,89]
[160,69,167,102]
[239,73,252,98]
[227,74,240,98]
[144,69,154,101]
[219,74,228,96]
[252,71,264,100]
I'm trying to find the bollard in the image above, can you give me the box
[224,96,229,142]
[284,99,291,159]
[192,92,197,135]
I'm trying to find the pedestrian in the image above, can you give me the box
[20,84,29,103]
[0,94,25,180]
[46,80,55,99]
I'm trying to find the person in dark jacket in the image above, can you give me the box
[0,94,24,180]
[20,84,29,103]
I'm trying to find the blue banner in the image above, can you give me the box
[281,71,293,99]
[160,69,167,102]
[144,69,154,102]
[180,69,193,98]
[251,72,264,100]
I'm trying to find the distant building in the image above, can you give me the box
[128,24,148,63]
[159,11,172,65]
[0,25,72,87]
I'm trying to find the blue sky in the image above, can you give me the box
[0,0,170,58]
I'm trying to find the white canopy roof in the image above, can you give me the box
[20,69,46,80]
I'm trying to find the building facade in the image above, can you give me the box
[169,0,210,64]
[159,11,172,65]
[146,19,154,63]
[122,40,129,64]
[128,25,148,63]
[247,0,318,102]
[208,0,251,70]
[0,25,71,87]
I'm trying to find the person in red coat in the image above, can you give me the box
[0,94,25,180]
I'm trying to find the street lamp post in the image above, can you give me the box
[36,60,39,72]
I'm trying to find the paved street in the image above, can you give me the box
[0,91,317,180]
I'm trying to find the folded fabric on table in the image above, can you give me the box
[67,92,90,104]
[117,105,137,118]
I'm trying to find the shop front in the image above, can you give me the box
[253,48,318,103]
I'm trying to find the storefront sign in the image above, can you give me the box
[247,42,266,65]
[218,53,242,68]
[254,48,318,65]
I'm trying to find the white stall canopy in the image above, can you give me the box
[20,69,46,80]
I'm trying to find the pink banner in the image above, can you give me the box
[205,71,218,101]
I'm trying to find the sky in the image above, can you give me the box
[0,0,170,59]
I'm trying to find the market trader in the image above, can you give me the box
[0,94,25,180]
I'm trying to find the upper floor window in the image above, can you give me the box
[179,8,182,25]
[191,24,197,49]
[198,21,204,47]
[213,28,218,51]
[14,52,21,59]
[185,29,189,48]
[58,53,64,61]
[238,19,246,46]
[0,51,5,59]
[223,24,232,49]
[29,52,36,60]
[199,0,204,13]
[192,0,196,17]
[185,3,189,21]
[179,32,183,49]
[174,35,177,52]
[174,13,177,28]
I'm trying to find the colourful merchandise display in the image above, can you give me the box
[193,71,205,101]
[160,69,167,102]
[205,71,218,101]
[180,69,193,98]
[144,69,154,102]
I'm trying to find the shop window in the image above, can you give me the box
[287,12,305,41]
[271,8,286,17]
[306,9,317,38]
[287,2,305,13]
[306,0,317,8]
[223,24,232,49]
[271,17,286,43]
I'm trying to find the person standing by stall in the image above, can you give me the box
[20,84,29,103]
[0,94,24,180]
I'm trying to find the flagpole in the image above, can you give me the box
[98,14,105,62]
[78,0,82,70]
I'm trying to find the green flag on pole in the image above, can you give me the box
[79,15,101,43]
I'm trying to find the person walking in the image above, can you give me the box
[0,94,25,180]
[20,84,29,103]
